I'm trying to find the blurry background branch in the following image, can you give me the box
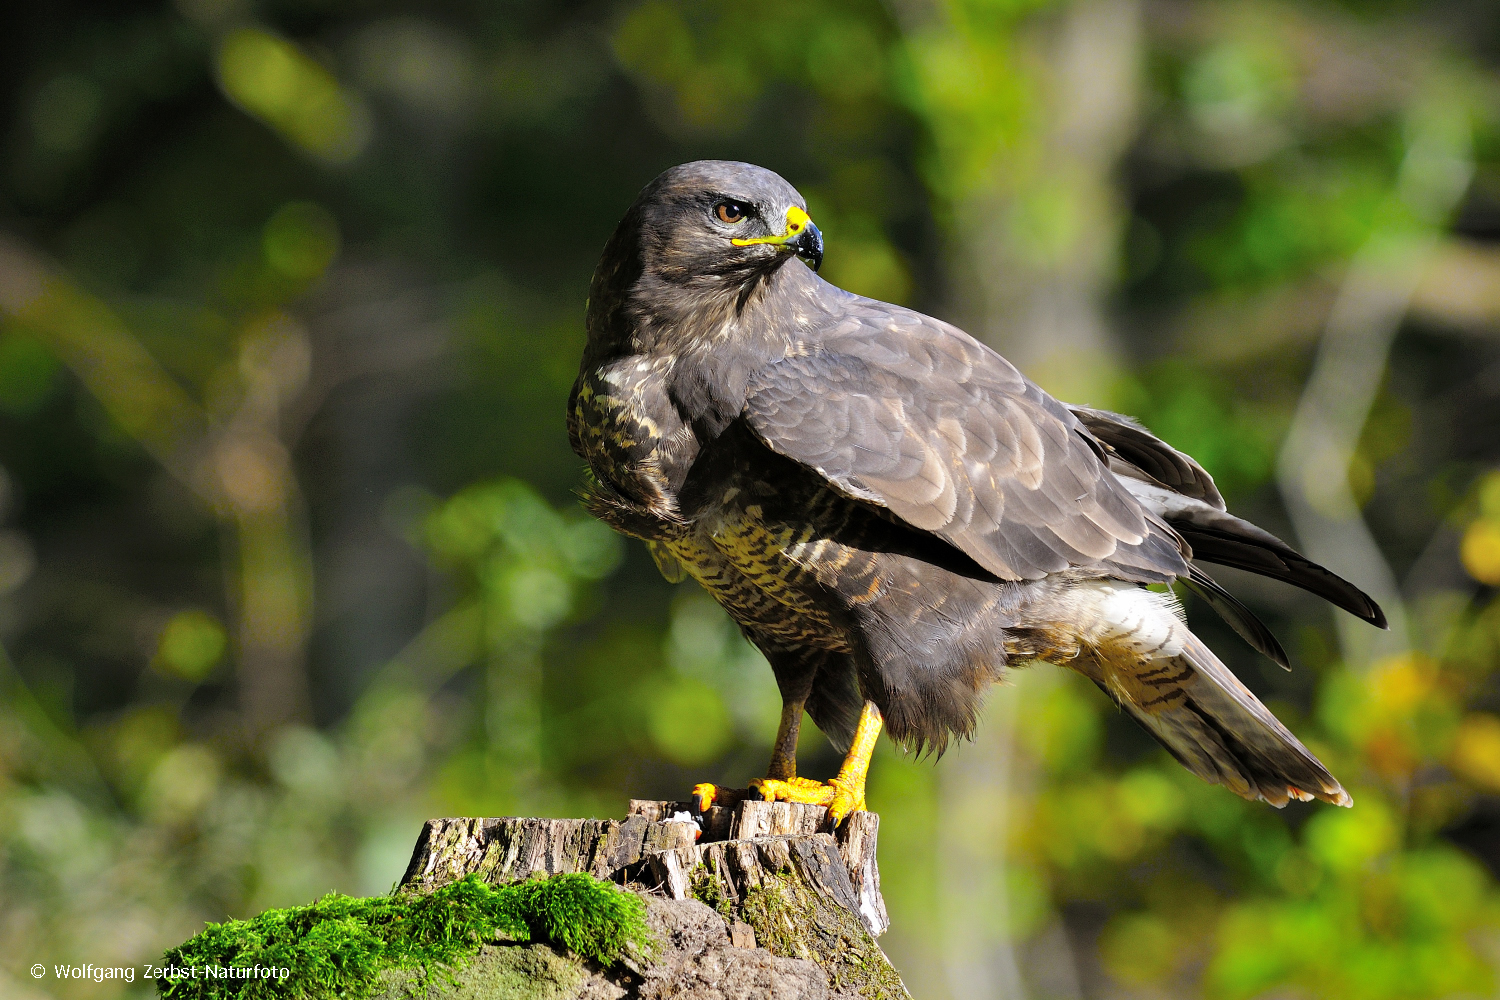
[0,235,314,737]
[1177,237,1500,363]
[1277,85,1475,666]
[0,236,209,481]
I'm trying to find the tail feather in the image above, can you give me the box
[1085,632,1350,808]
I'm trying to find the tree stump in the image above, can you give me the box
[397,792,907,998]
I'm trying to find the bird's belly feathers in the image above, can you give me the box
[662,514,853,653]
[655,476,1191,686]
[647,477,1223,758]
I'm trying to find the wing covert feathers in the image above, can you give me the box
[741,306,1187,585]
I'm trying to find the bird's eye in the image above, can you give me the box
[715,201,749,225]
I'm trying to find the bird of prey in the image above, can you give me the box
[568,160,1385,822]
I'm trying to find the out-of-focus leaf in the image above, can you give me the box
[152,610,227,681]
[262,202,341,282]
[216,29,370,163]
[1450,712,1500,791]
[0,332,59,415]
[1461,518,1500,585]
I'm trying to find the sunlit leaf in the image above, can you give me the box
[217,28,370,163]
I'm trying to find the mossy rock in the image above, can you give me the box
[373,943,586,1000]
[376,894,839,999]
[155,873,651,1000]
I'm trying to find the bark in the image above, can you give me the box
[395,794,907,999]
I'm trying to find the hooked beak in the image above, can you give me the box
[732,205,824,272]
[788,220,823,272]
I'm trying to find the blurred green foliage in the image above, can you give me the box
[3,1,1500,999]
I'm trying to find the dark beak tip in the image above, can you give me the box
[792,221,824,272]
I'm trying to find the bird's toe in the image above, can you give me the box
[826,778,865,825]
[691,782,720,812]
[748,776,837,806]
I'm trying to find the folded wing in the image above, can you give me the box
[1074,406,1388,630]
[742,303,1187,584]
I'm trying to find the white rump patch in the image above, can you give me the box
[1073,581,1187,658]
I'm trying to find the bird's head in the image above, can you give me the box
[617,160,824,289]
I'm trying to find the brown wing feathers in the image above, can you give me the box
[1074,406,1388,631]
[743,313,1384,663]
[1072,405,1224,507]
[743,318,1187,586]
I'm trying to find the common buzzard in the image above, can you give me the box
[569,161,1384,821]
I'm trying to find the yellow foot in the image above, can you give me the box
[691,782,719,812]
[749,776,865,823]
[749,776,834,806]
[826,778,865,824]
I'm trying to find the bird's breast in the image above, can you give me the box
[570,355,695,522]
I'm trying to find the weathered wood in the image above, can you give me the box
[404,796,887,938]
[730,919,758,949]
[628,795,889,936]
[836,810,890,936]
[398,796,906,998]
[400,814,698,891]
[639,832,902,995]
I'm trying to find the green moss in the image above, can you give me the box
[736,876,807,960]
[373,943,585,1000]
[686,861,733,921]
[158,874,653,1000]
[736,873,907,999]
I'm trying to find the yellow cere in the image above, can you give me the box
[732,205,813,247]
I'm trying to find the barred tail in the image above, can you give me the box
[1084,629,1350,808]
